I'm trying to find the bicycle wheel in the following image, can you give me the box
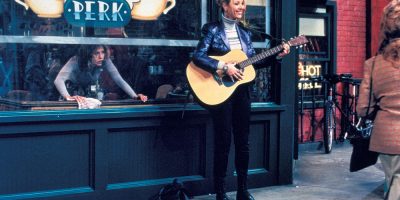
[324,102,335,153]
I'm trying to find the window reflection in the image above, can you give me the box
[244,3,275,102]
[246,4,268,42]
[0,44,195,109]
[124,0,201,39]
[299,16,329,59]
[299,36,328,59]
[0,0,277,111]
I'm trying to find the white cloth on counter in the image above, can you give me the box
[78,98,101,109]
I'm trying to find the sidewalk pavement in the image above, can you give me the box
[193,141,385,200]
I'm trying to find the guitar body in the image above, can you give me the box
[186,50,256,105]
[186,35,308,106]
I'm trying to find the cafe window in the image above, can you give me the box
[246,0,276,102]
[298,13,331,106]
[0,0,276,111]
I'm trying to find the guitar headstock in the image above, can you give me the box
[287,35,309,48]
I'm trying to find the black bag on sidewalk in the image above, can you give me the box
[149,179,190,200]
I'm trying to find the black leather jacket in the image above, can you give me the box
[193,21,272,73]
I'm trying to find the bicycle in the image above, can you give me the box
[310,73,359,153]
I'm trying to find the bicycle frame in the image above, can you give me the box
[312,74,359,153]
[323,83,336,153]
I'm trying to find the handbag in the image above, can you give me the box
[347,107,377,139]
[348,57,379,172]
[149,179,190,200]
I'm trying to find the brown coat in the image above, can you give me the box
[357,54,400,154]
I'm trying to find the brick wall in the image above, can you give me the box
[336,0,366,78]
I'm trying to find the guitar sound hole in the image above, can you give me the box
[221,76,236,87]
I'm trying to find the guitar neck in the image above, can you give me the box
[237,44,284,69]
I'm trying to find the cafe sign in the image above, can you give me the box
[64,0,132,28]
[298,63,322,90]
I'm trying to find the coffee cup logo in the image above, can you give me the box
[127,0,176,20]
[15,0,64,18]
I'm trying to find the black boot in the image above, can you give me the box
[214,178,231,200]
[236,175,255,200]
[236,190,254,200]
[216,192,230,200]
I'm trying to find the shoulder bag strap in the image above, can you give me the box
[365,56,376,116]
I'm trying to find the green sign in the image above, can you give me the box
[64,0,132,28]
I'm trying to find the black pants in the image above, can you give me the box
[206,85,251,180]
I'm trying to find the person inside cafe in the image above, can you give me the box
[192,0,290,200]
[100,45,151,100]
[54,44,148,105]
[23,21,69,101]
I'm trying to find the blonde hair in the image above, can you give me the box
[217,0,249,27]
[379,0,400,64]
[378,0,400,52]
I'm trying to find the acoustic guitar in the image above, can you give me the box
[186,35,308,105]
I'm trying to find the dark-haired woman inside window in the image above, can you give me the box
[54,45,147,104]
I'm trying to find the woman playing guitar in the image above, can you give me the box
[191,0,290,200]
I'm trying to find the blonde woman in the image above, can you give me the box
[192,0,289,199]
[357,1,400,199]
